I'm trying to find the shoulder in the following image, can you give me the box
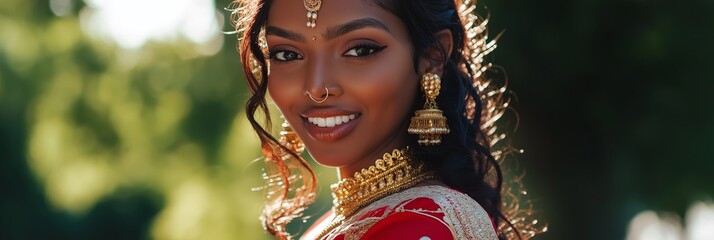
[360,185,498,240]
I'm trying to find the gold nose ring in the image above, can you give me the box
[307,87,329,103]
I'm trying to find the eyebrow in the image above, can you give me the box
[266,26,306,43]
[324,17,392,40]
[265,17,392,43]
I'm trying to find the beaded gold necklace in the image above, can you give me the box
[314,148,436,239]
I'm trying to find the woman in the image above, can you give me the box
[229,0,544,239]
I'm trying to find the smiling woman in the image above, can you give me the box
[229,0,544,239]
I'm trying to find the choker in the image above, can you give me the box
[330,148,436,218]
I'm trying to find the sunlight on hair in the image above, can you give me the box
[626,201,714,240]
[79,0,222,54]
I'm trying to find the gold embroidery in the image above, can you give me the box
[330,148,435,217]
[319,185,498,240]
[313,148,435,240]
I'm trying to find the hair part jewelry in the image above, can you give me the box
[408,73,450,146]
[304,0,321,28]
[307,87,329,103]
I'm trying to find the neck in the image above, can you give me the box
[336,143,406,180]
[336,125,411,179]
[337,144,406,180]
[330,148,435,217]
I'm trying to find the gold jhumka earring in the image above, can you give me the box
[408,73,450,146]
[304,0,322,28]
[279,117,304,154]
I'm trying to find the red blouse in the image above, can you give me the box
[303,185,498,240]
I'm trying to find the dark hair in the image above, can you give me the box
[230,0,538,239]
[371,1,517,239]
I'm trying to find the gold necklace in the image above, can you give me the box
[314,148,436,239]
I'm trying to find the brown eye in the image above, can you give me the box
[270,50,303,61]
[343,45,387,57]
[345,47,372,56]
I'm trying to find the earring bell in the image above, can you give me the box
[408,73,450,146]
[279,117,305,154]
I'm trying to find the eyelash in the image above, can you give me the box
[268,49,302,64]
[342,43,388,58]
[267,43,387,63]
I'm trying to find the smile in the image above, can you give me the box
[307,114,358,128]
[301,111,362,142]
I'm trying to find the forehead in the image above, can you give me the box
[267,0,407,39]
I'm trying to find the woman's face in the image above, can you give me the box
[266,0,418,175]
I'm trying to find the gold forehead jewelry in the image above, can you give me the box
[304,0,322,28]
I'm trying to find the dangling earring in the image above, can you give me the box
[408,73,450,146]
[279,117,305,154]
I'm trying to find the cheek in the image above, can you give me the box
[343,53,418,120]
[267,75,303,116]
[365,73,414,108]
[267,80,286,112]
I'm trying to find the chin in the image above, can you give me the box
[305,145,358,168]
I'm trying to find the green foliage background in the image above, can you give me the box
[1,0,713,239]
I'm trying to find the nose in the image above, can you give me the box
[304,56,342,102]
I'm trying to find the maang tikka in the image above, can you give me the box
[304,0,322,28]
[408,73,450,146]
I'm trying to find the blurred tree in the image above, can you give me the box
[2,0,713,240]
[1,0,292,239]
[487,0,714,239]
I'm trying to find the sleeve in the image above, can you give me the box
[435,191,499,240]
[359,211,455,240]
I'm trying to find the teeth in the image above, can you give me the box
[307,114,358,128]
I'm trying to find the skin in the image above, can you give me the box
[263,1,456,237]
[265,0,452,179]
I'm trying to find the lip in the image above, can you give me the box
[300,107,361,118]
[300,107,362,142]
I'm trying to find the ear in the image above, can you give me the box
[418,29,454,76]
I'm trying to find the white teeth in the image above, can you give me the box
[307,114,358,128]
[326,117,336,127]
